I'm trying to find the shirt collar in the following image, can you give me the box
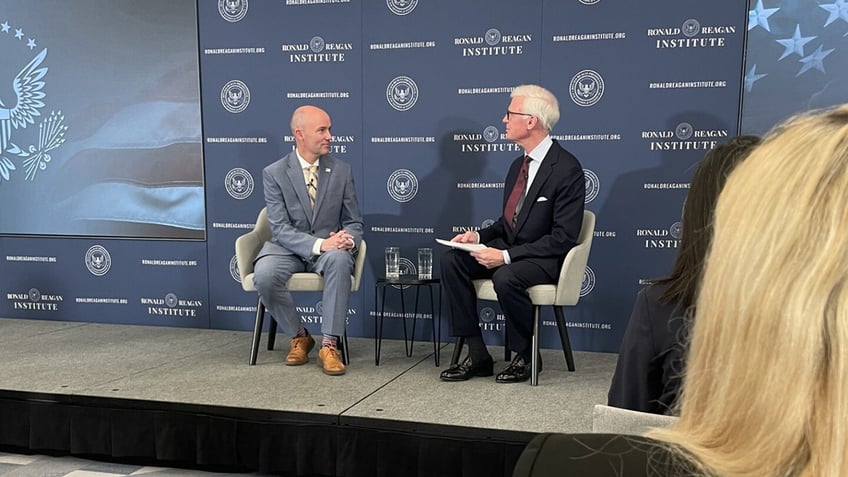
[296,149,319,170]
[525,135,553,163]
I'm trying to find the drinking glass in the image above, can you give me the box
[417,247,432,280]
[385,246,400,279]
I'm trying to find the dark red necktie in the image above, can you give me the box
[504,155,531,229]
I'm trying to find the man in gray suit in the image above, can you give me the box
[253,105,364,376]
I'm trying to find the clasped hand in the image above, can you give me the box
[323,229,355,252]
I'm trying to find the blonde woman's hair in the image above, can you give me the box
[648,104,848,476]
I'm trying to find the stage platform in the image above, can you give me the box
[0,318,618,476]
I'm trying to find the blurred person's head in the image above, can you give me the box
[658,135,761,308]
[650,104,848,476]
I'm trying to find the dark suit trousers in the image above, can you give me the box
[441,249,553,358]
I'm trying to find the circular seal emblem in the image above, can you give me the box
[578,0,601,4]
[485,28,502,46]
[315,300,324,315]
[675,122,693,140]
[218,0,248,22]
[583,168,600,203]
[480,307,496,323]
[399,257,416,278]
[229,255,241,283]
[669,221,683,240]
[310,36,325,53]
[682,18,701,37]
[569,70,605,107]
[29,288,41,302]
[391,257,416,290]
[165,293,179,308]
[483,126,500,143]
[386,76,419,111]
[85,245,112,276]
[225,167,254,200]
[481,218,496,229]
[386,0,418,15]
[580,266,596,297]
[220,80,250,114]
[387,169,419,203]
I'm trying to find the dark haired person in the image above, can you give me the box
[607,135,761,414]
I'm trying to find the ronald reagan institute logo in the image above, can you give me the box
[386,76,419,111]
[387,168,419,203]
[386,0,418,15]
[85,245,112,276]
[218,0,248,22]
[569,70,605,107]
[225,167,254,200]
[580,266,596,297]
[584,168,600,203]
[221,80,250,113]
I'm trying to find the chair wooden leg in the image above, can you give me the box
[450,336,465,366]
[554,307,575,372]
[249,299,266,365]
[530,306,540,386]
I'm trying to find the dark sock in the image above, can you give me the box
[465,335,490,362]
[519,350,540,366]
[295,327,308,338]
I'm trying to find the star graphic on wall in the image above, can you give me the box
[797,44,835,76]
[748,0,779,31]
[1,21,10,33]
[745,64,768,92]
[776,25,815,60]
[820,0,848,26]
[26,38,36,49]
[14,28,23,39]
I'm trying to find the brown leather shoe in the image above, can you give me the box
[318,346,346,376]
[285,334,315,366]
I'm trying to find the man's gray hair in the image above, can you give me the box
[511,85,560,132]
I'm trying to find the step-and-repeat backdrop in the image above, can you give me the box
[1,0,753,353]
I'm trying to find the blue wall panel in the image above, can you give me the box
[0,0,771,354]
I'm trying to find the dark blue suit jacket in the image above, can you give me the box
[478,140,585,278]
[608,283,689,415]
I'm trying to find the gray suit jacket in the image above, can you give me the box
[257,151,363,261]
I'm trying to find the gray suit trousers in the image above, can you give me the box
[253,249,354,337]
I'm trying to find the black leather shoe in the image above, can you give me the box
[495,355,542,383]
[440,356,494,381]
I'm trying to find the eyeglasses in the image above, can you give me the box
[506,110,533,120]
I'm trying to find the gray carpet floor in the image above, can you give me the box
[0,317,619,475]
[0,451,266,476]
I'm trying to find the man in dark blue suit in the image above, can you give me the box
[440,85,585,383]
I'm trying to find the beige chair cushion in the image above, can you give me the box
[235,207,367,292]
[592,404,678,436]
